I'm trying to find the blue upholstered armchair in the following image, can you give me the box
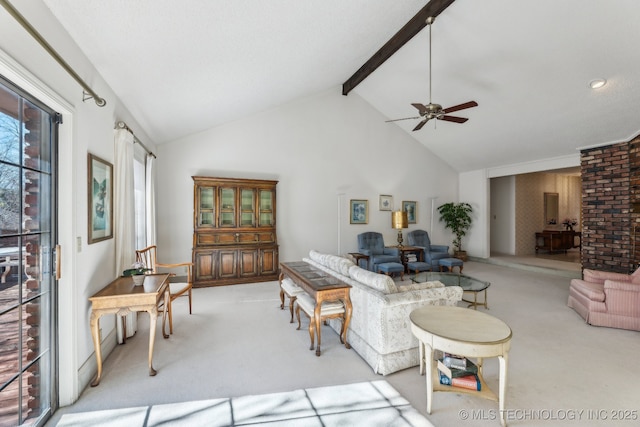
[357,232,401,272]
[406,229,450,270]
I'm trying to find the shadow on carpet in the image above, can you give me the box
[57,380,433,427]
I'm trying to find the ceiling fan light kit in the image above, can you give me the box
[386,16,478,131]
[589,78,607,89]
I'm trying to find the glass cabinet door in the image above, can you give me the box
[219,187,236,227]
[198,187,215,227]
[259,189,274,227]
[240,188,255,227]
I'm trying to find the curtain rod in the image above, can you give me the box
[115,121,156,158]
[0,0,106,107]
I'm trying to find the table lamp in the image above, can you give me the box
[391,210,408,247]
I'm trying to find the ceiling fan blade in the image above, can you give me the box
[411,103,428,116]
[439,115,468,123]
[413,119,429,131]
[385,116,421,123]
[442,101,478,114]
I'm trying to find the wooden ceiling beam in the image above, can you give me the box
[342,0,456,96]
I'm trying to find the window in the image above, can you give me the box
[0,74,58,427]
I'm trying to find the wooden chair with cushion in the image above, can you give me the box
[136,245,193,334]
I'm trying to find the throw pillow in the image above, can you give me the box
[348,265,397,294]
[329,255,355,276]
[309,249,325,264]
[309,250,355,276]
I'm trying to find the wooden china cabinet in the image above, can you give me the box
[192,176,279,287]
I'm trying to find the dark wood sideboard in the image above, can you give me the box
[535,230,581,253]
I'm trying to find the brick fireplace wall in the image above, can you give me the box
[581,135,640,273]
[630,136,640,270]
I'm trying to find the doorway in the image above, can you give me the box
[0,76,58,426]
[489,169,582,273]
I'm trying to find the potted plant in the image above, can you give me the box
[122,262,151,286]
[437,202,473,261]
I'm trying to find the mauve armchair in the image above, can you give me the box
[568,268,640,331]
[406,229,450,271]
[357,232,400,272]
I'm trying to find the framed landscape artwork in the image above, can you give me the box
[350,199,368,224]
[379,194,393,211]
[403,201,417,224]
[88,153,113,244]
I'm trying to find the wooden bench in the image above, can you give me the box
[295,293,346,352]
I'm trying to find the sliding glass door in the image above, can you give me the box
[0,77,58,426]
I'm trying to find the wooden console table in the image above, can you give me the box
[280,261,352,356]
[88,273,170,386]
[535,230,581,253]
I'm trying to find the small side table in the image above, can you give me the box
[89,274,170,386]
[388,245,424,272]
[410,306,512,426]
[348,252,369,270]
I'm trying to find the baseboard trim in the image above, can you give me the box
[77,328,118,398]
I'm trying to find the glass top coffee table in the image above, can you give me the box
[411,271,490,310]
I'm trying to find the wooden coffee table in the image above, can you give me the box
[410,305,512,426]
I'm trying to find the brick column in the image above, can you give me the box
[581,140,634,272]
[629,136,640,269]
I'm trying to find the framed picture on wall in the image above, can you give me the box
[403,200,417,224]
[88,153,114,244]
[379,194,393,211]
[350,199,369,224]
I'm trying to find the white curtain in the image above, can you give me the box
[145,154,157,246]
[114,128,135,275]
[114,128,136,342]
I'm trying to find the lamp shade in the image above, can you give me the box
[391,211,408,229]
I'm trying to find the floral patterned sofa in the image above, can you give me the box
[302,250,462,375]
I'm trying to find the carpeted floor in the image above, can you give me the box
[47,260,640,427]
[56,380,433,427]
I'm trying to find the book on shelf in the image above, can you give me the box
[406,254,418,262]
[442,353,469,371]
[438,371,482,391]
[437,359,478,379]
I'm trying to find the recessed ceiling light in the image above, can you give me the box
[589,79,607,89]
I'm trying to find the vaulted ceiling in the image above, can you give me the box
[40,0,640,172]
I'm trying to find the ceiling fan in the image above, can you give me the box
[386,17,478,131]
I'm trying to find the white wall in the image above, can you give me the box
[459,170,489,258]
[156,88,459,264]
[490,176,515,254]
[0,1,155,405]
